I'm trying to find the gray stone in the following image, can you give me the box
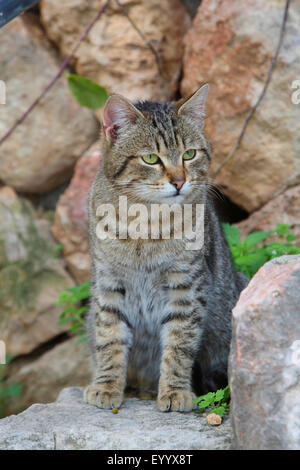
[0,187,74,356]
[229,255,300,450]
[0,387,232,450]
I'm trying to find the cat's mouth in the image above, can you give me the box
[165,192,185,203]
[161,181,192,202]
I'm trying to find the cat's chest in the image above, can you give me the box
[122,268,169,332]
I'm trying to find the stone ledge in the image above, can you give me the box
[0,387,232,450]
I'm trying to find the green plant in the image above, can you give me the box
[223,223,300,278]
[57,280,90,343]
[0,354,22,418]
[66,74,108,110]
[52,243,64,259]
[193,385,230,418]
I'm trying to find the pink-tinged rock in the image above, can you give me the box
[229,255,300,450]
[52,142,101,283]
[181,0,300,212]
[40,0,190,102]
[235,185,300,247]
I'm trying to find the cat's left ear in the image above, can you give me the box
[102,94,144,142]
[176,83,209,127]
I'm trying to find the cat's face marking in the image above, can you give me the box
[101,85,211,204]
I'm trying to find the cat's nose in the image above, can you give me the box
[171,177,186,191]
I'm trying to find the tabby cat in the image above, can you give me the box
[84,84,247,412]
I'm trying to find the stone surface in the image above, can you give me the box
[181,0,300,212]
[0,187,74,356]
[52,142,101,283]
[40,0,190,103]
[0,387,232,450]
[229,255,300,450]
[6,337,90,415]
[0,15,98,193]
[235,185,300,247]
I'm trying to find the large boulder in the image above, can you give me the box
[0,187,74,356]
[235,185,300,247]
[181,0,300,212]
[0,387,232,450]
[52,142,101,283]
[40,0,190,102]
[229,255,300,450]
[0,15,98,193]
[6,337,90,416]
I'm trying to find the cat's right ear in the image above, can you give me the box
[102,94,144,142]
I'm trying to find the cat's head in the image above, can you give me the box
[101,84,211,204]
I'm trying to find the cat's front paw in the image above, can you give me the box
[157,389,195,412]
[84,383,123,409]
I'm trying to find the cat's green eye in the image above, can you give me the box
[183,149,196,161]
[142,154,159,165]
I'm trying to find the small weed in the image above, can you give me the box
[0,354,22,418]
[52,243,64,259]
[223,223,300,278]
[193,385,230,418]
[57,280,90,343]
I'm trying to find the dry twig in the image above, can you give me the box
[115,0,165,79]
[0,0,110,148]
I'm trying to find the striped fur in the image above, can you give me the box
[84,86,247,412]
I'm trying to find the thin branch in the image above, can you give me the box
[211,0,291,182]
[115,0,165,79]
[0,0,110,148]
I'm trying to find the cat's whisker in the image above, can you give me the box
[205,182,226,202]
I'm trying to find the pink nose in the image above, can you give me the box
[171,178,185,191]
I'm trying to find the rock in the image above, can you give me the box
[235,185,300,247]
[181,0,300,212]
[229,255,300,450]
[52,142,101,283]
[6,337,90,415]
[0,387,232,450]
[207,413,222,426]
[0,15,98,193]
[40,0,190,103]
[0,187,74,356]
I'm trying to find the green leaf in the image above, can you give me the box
[286,234,297,242]
[222,223,240,246]
[2,382,22,398]
[76,334,87,345]
[67,74,108,110]
[222,385,230,402]
[52,243,64,259]
[243,231,270,250]
[211,406,226,417]
[215,388,225,402]
[193,392,216,410]
[235,252,268,268]
[272,224,291,235]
